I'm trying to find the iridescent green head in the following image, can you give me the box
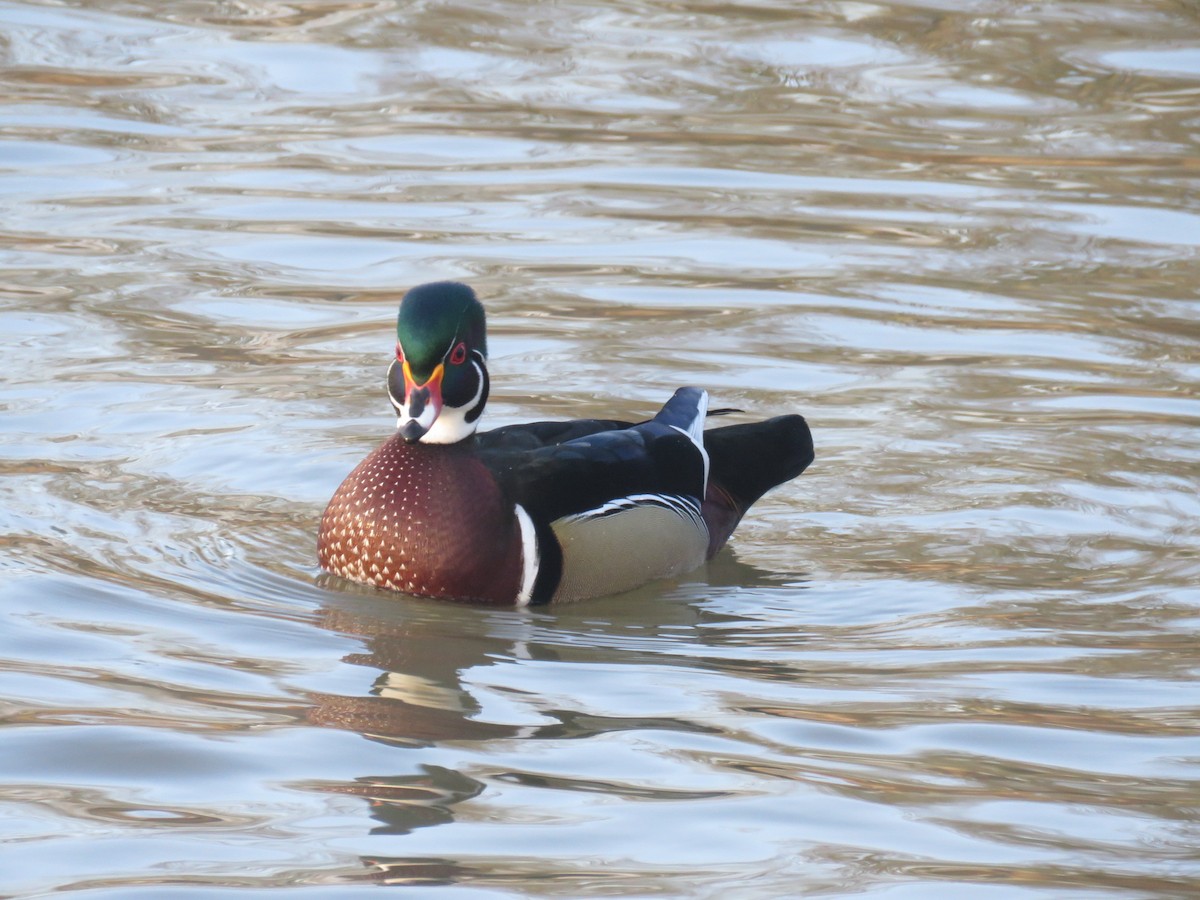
[387,282,490,444]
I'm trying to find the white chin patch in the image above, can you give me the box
[398,401,439,439]
[394,360,486,445]
[397,404,478,444]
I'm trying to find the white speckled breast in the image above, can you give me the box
[318,433,524,603]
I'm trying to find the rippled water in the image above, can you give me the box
[3,0,1200,896]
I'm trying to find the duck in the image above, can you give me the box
[318,281,813,605]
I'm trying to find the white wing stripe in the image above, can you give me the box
[560,493,706,533]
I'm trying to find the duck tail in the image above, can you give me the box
[701,414,814,558]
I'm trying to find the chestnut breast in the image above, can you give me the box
[318,434,524,603]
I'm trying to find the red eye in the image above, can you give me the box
[449,341,467,365]
[395,342,405,362]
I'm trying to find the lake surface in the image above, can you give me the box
[3,0,1200,896]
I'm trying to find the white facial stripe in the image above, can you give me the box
[464,358,485,413]
[387,360,405,413]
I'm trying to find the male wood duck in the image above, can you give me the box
[318,282,813,605]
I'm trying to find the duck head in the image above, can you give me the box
[387,281,489,444]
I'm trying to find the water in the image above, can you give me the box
[2,0,1199,896]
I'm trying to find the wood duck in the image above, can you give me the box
[318,282,814,605]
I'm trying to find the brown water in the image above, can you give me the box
[3,1,1200,896]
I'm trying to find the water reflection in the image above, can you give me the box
[301,577,758,843]
[295,547,1200,893]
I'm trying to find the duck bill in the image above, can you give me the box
[398,362,444,443]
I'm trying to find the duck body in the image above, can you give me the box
[317,282,813,605]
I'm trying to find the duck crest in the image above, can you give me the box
[317,433,524,603]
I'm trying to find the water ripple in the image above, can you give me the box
[2,0,1199,895]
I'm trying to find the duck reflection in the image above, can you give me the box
[307,588,530,746]
[317,765,484,837]
[304,551,802,842]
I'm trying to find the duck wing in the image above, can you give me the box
[476,417,631,452]
[479,389,711,603]
[482,388,708,524]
